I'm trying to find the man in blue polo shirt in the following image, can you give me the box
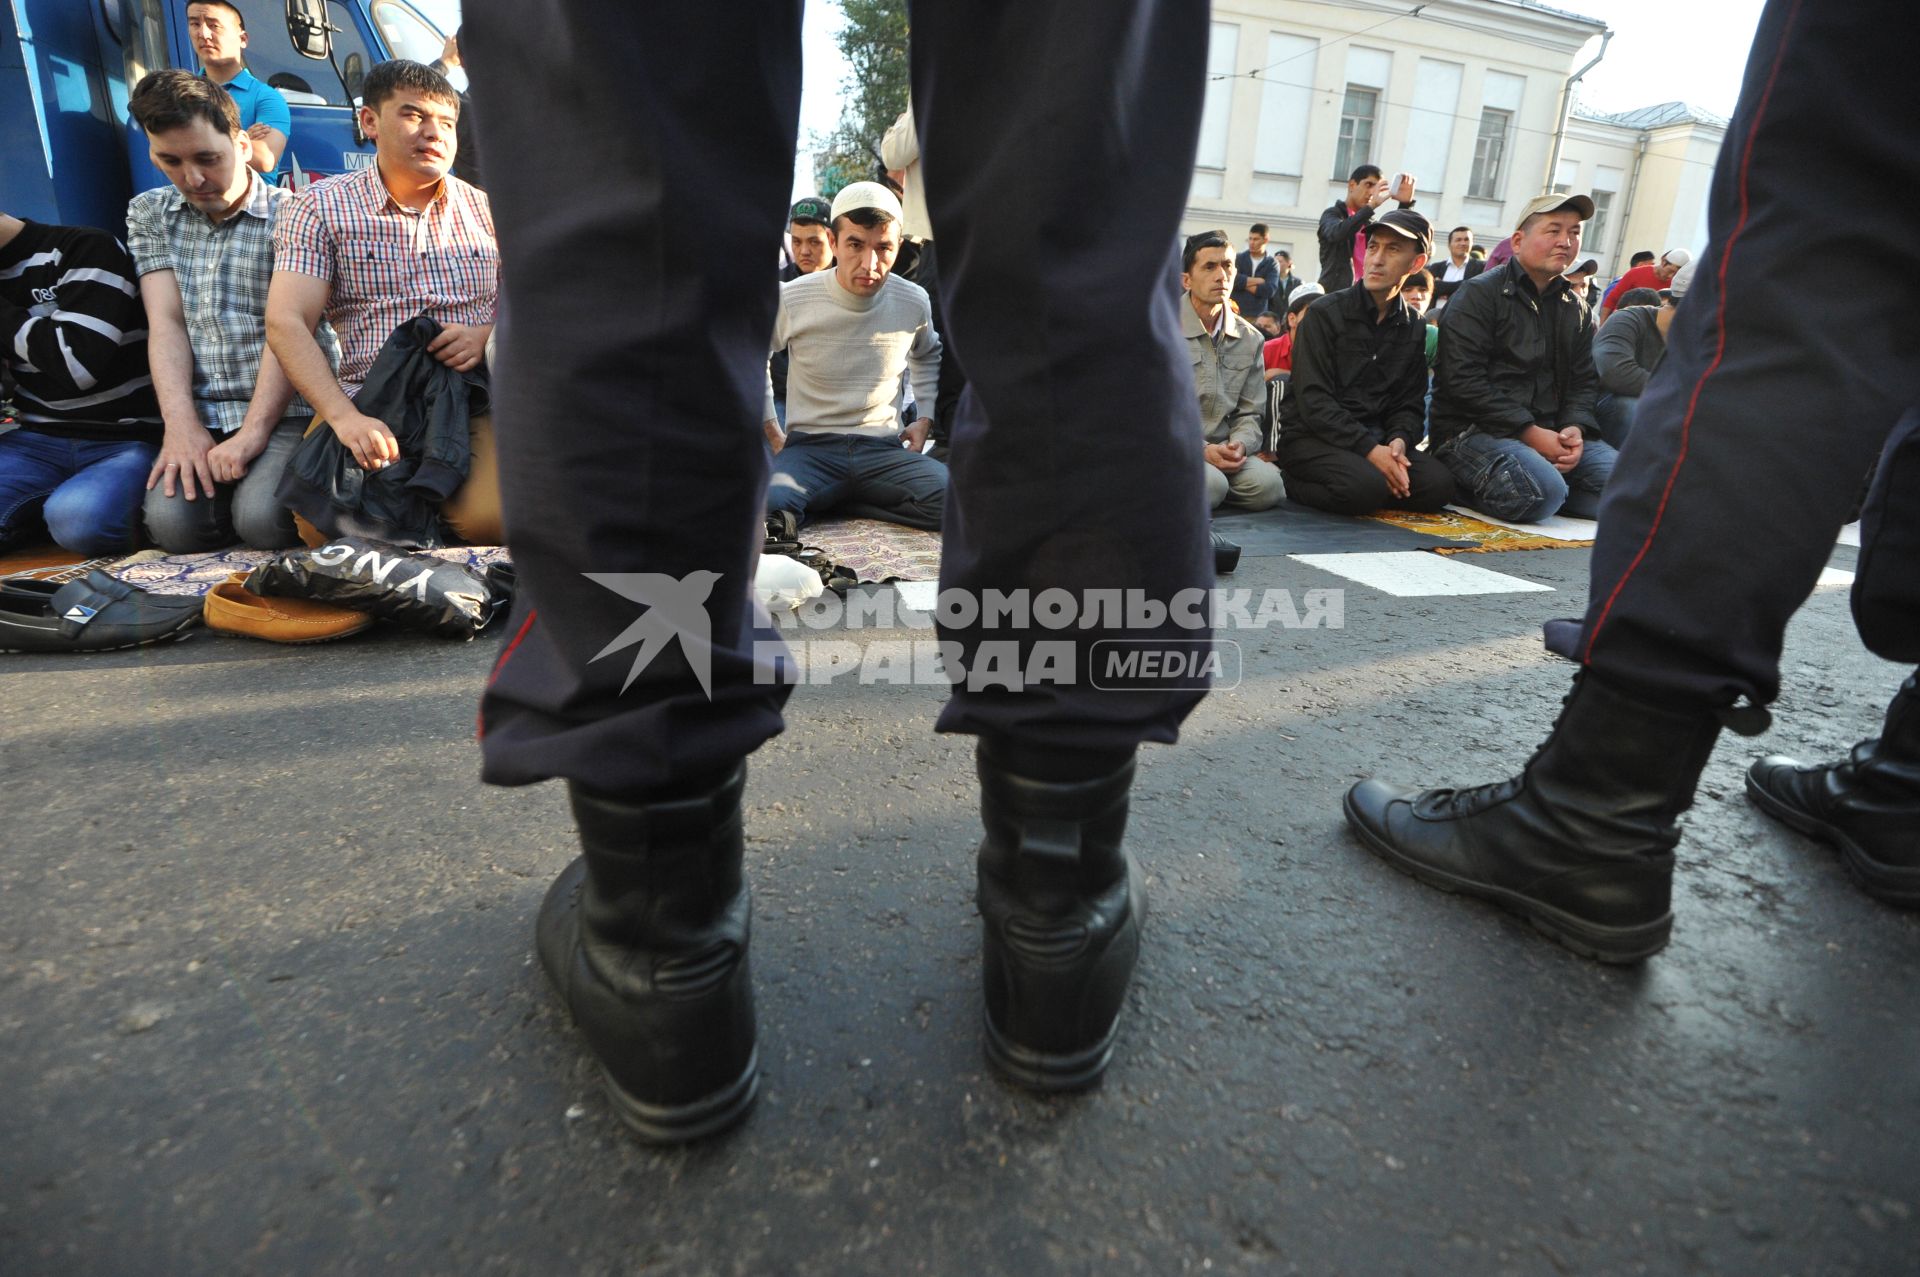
[187,0,291,177]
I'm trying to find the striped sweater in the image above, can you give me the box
[0,220,162,441]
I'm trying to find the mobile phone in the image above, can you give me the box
[1390,172,1411,198]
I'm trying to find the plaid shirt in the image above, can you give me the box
[127,171,338,434]
[273,164,497,396]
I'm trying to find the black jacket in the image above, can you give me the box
[1233,249,1281,319]
[1316,200,1375,290]
[1279,284,1430,454]
[1429,255,1485,305]
[1429,260,1598,448]
[1317,198,1419,291]
[277,316,488,549]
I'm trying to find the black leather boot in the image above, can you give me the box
[536,763,758,1143]
[1344,672,1743,964]
[976,743,1145,1092]
[1746,672,1920,907]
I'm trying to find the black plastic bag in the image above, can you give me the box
[248,537,504,639]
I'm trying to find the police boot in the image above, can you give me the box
[1746,671,1920,907]
[976,742,1145,1092]
[536,763,758,1143]
[1344,672,1746,964]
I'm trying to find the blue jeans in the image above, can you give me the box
[1438,429,1618,523]
[1593,393,1639,447]
[766,430,948,530]
[0,429,158,556]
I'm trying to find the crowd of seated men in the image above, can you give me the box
[1,52,496,562]
[3,60,1690,572]
[1179,163,1691,525]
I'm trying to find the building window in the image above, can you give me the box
[1334,87,1379,179]
[1589,189,1614,255]
[1468,108,1512,200]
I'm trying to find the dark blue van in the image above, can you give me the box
[4,0,452,234]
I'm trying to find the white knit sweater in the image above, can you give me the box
[764,271,942,436]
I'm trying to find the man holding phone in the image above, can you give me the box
[1317,165,1417,290]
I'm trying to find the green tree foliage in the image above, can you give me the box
[813,0,909,198]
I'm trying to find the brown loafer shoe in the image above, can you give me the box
[203,573,373,644]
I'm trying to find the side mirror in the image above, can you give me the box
[286,0,333,60]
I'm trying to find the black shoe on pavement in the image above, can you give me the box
[537,763,759,1144]
[0,570,201,653]
[1746,671,1920,907]
[976,742,1144,1092]
[1344,671,1747,964]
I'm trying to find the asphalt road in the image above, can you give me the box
[3,538,1915,1275]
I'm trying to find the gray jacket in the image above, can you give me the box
[1592,305,1666,399]
[1180,298,1266,453]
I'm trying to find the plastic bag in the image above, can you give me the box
[754,551,824,611]
[248,537,504,639]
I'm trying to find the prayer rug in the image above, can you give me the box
[799,517,942,584]
[1368,508,1595,554]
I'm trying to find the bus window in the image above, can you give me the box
[226,0,377,108]
[370,1,447,67]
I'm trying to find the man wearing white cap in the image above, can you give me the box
[1599,246,1691,320]
[1428,191,1615,523]
[760,180,947,530]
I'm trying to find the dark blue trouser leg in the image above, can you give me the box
[464,0,800,792]
[835,436,948,531]
[1853,406,1920,665]
[912,0,1214,754]
[467,0,1212,788]
[1570,0,1920,706]
[765,433,852,528]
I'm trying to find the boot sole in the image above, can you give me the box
[1743,775,1920,908]
[600,1048,760,1146]
[983,869,1147,1093]
[1343,792,1671,964]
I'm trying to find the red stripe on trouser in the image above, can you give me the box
[476,608,538,740]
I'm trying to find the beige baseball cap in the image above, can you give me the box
[1514,192,1595,230]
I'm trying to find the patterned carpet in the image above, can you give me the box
[800,517,942,583]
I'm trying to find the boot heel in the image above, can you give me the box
[601,1049,761,1144]
[983,869,1145,1092]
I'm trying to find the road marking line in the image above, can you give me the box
[1289,551,1555,597]
[894,580,939,611]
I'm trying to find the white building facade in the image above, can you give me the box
[1183,0,1725,279]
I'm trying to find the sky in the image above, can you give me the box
[1564,0,1766,120]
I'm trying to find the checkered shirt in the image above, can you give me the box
[127,171,340,434]
[272,164,497,396]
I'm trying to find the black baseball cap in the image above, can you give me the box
[788,196,831,226]
[1363,208,1433,256]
